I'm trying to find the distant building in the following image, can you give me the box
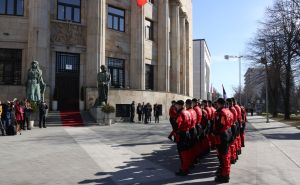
[244,67,265,104]
[193,39,211,100]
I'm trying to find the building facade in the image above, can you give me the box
[193,39,210,100]
[244,67,265,104]
[0,0,193,115]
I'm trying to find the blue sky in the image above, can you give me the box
[192,0,274,97]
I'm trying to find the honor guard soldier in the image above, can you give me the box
[168,100,178,141]
[227,98,238,164]
[214,98,233,183]
[174,100,192,176]
[232,98,242,155]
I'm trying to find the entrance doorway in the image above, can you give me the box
[55,52,80,111]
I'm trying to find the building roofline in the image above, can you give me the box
[193,39,211,57]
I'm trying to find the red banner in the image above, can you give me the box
[137,0,147,7]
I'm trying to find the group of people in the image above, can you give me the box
[130,101,161,124]
[0,99,49,136]
[168,97,247,183]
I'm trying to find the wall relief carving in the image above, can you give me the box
[50,22,86,46]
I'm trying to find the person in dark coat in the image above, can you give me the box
[130,101,135,123]
[137,103,143,122]
[154,104,160,123]
[39,101,48,128]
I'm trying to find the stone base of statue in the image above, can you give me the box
[90,106,115,126]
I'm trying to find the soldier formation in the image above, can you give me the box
[168,97,247,183]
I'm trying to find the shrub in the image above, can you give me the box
[101,103,115,114]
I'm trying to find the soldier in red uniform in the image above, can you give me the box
[174,100,192,176]
[227,98,238,164]
[192,98,204,159]
[232,98,242,155]
[214,98,233,183]
[185,99,198,164]
[240,104,247,147]
[208,100,216,149]
[168,100,178,141]
[201,100,211,155]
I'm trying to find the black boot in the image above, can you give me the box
[175,169,188,176]
[215,175,230,183]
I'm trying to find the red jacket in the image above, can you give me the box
[187,108,197,128]
[169,105,177,119]
[229,106,238,124]
[193,105,202,124]
[15,103,24,121]
[176,109,191,132]
[234,105,242,122]
[215,108,233,133]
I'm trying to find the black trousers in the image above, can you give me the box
[130,112,135,122]
[138,113,142,121]
[39,114,46,128]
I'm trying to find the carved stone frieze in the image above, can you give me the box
[50,21,86,46]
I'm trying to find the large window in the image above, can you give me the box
[145,64,154,90]
[108,58,125,88]
[0,0,24,16]
[108,6,125,32]
[145,19,154,40]
[57,0,81,23]
[0,49,22,85]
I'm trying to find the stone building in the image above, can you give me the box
[193,39,211,100]
[0,0,193,117]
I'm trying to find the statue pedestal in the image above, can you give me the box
[90,107,115,126]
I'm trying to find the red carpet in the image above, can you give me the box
[60,112,84,127]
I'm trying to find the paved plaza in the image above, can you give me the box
[0,116,300,185]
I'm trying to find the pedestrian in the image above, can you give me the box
[137,103,143,122]
[147,103,152,123]
[154,104,160,123]
[14,100,23,135]
[24,100,33,130]
[144,103,149,124]
[39,101,48,128]
[141,102,145,122]
[130,101,135,123]
[214,98,233,183]
[0,100,6,136]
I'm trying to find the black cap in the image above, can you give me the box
[217,98,225,105]
[185,99,192,105]
[171,100,176,104]
[231,98,236,103]
[176,100,185,106]
[192,98,198,103]
[226,98,232,103]
[208,100,212,104]
[202,100,208,104]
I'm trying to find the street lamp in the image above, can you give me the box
[224,55,243,104]
[258,38,269,123]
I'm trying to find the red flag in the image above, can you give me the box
[136,0,147,7]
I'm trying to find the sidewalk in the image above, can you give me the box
[234,115,300,185]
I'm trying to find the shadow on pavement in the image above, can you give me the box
[263,132,300,140]
[78,143,218,185]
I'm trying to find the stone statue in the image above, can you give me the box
[26,61,46,102]
[95,65,111,106]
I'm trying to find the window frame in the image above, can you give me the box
[0,48,22,85]
[107,5,125,32]
[57,0,81,23]
[145,18,154,41]
[107,57,125,88]
[0,0,24,16]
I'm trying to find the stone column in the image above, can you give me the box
[27,0,51,83]
[157,0,170,92]
[180,12,186,95]
[130,0,145,90]
[170,1,180,94]
[86,0,106,86]
[185,20,192,97]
